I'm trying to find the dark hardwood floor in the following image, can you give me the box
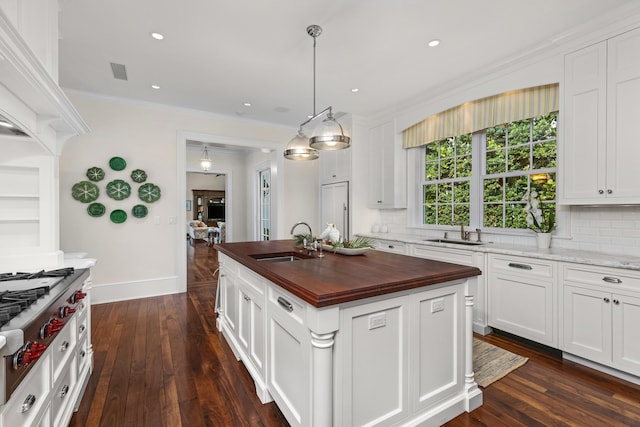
[69,239,640,426]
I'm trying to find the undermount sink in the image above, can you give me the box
[424,238,486,246]
[250,252,313,263]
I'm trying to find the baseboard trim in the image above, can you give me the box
[563,352,640,385]
[89,276,181,304]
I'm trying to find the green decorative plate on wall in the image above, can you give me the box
[131,169,147,183]
[109,156,127,171]
[138,183,161,203]
[86,167,105,182]
[72,181,100,203]
[110,209,127,223]
[87,202,106,217]
[131,204,148,218]
[106,179,132,200]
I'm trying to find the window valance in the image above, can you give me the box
[402,83,559,149]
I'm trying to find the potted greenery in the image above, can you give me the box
[523,190,556,249]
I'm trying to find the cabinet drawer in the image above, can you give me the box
[2,354,51,427]
[374,240,408,255]
[489,254,555,279]
[412,244,476,266]
[268,284,306,327]
[51,318,76,381]
[51,358,77,427]
[563,264,640,293]
[219,254,238,275]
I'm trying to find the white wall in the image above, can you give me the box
[60,92,317,302]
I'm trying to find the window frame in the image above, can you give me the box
[408,115,570,238]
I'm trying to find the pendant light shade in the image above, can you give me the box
[284,128,319,160]
[284,24,351,160]
[200,146,211,171]
[309,113,351,150]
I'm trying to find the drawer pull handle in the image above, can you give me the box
[60,341,69,352]
[277,296,294,312]
[388,245,395,249]
[602,276,622,284]
[60,385,69,398]
[508,262,532,270]
[21,394,36,413]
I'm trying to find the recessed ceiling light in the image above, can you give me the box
[151,84,160,89]
[428,39,440,47]
[151,32,164,40]
[351,88,359,93]
[243,102,251,107]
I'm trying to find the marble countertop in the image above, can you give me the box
[360,232,640,271]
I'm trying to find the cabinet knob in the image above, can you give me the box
[607,189,613,194]
[613,299,620,305]
[604,297,610,303]
[388,245,394,249]
[243,295,250,301]
[598,189,604,194]
[377,200,383,204]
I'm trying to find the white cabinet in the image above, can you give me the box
[236,267,268,402]
[372,238,408,255]
[488,254,558,347]
[412,244,488,334]
[367,121,406,208]
[561,27,640,204]
[320,182,349,240]
[266,284,310,427]
[560,263,640,376]
[319,149,351,184]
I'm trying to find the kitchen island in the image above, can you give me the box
[215,240,482,427]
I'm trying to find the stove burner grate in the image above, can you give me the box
[0,286,51,328]
[0,268,74,282]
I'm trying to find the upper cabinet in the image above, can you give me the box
[367,121,406,208]
[319,148,351,184]
[560,27,640,204]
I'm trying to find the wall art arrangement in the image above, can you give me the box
[71,156,162,224]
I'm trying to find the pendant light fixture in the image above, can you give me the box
[200,145,211,171]
[284,25,350,160]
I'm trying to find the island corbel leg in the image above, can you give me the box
[464,278,483,411]
[310,330,336,427]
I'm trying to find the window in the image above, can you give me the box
[258,167,271,240]
[420,111,557,231]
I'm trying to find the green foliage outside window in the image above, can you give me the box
[422,111,557,230]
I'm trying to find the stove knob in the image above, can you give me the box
[69,290,87,304]
[58,306,76,318]
[12,342,47,370]
[49,318,65,334]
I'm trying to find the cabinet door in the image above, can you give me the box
[321,182,349,240]
[606,27,640,201]
[489,271,556,346]
[221,271,238,334]
[266,286,309,427]
[562,285,611,364]
[612,293,640,375]
[319,148,351,184]
[561,41,607,203]
[237,286,251,356]
[368,121,405,208]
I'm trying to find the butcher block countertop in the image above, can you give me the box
[216,240,481,308]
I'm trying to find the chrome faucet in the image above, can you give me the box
[290,222,314,252]
[459,221,470,241]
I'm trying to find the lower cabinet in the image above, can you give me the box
[372,238,408,255]
[560,263,640,376]
[412,244,488,334]
[266,284,310,427]
[217,253,480,427]
[488,254,558,347]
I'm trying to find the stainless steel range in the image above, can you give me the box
[0,267,91,426]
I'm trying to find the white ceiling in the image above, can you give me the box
[58,0,636,129]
